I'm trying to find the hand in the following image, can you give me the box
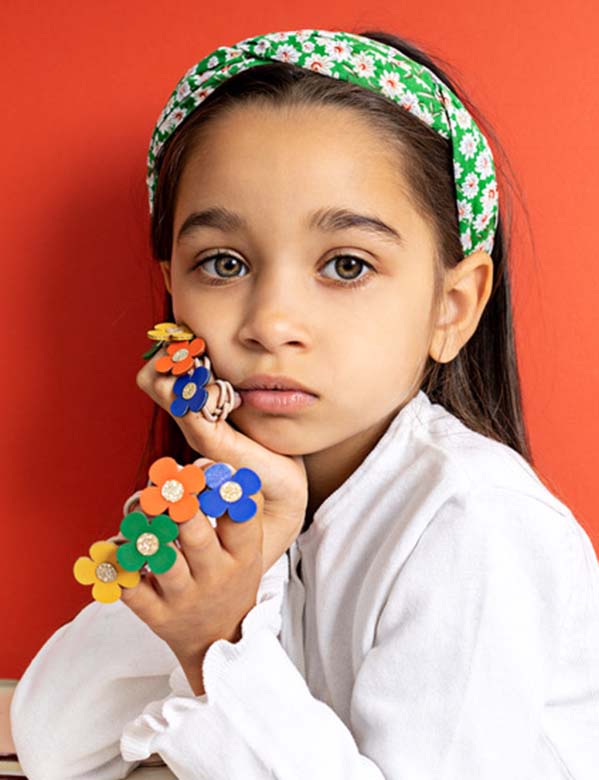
[136,347,309,574]
[120,487,264,693]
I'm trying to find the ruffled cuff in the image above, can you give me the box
[120,550,289,762]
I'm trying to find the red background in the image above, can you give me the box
[2,1,597,677]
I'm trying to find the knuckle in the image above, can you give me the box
[186,525,214,552]
[136,365,152,392]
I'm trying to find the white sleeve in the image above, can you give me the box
[10,597,178,780]
[119,490,585,780]
[9,545,289,780]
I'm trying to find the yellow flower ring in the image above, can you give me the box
[143,322,197,360]
[73,541,140,604]
[147,322,195,342]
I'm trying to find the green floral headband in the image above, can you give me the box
[147,28,499,257]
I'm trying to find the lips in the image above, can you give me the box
[236,374,317,396]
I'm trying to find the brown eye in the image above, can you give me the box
[195,253,248,280]
[331,256,365,280]
[321,255,374,285]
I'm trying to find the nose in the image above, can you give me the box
[236,268,312,352]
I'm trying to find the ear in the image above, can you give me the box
[428,249,494,364]
[159,261,172,294]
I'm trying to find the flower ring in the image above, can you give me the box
[140,456,206,523]
[143,322,198,360]
[155,338,206,376]
[116,511,179,574]
[170,365,210,417]
[73,541,140,603]
[198,463,262,523]
[147,322,195,342]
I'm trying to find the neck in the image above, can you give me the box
[301,406,399,529]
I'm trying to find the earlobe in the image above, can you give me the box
[159,261,172,295]
[428,250,494,364]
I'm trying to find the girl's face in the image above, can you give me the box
[162,103,439,460]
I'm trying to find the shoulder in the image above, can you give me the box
[391,394,586,584]
[406,392,578,528]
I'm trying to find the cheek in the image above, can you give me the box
[170,284,234,366]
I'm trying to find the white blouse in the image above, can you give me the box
[11,390,599,779]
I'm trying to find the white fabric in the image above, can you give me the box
[10,390,599,779]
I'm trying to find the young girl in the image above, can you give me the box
[10,27,599,780]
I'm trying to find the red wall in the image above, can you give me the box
[3,1,598,677]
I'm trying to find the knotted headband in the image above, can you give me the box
[147,28,499,257]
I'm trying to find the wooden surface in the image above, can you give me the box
[0,759,176,778]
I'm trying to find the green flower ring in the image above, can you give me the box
[116,511,180,575]
[146,28,499,257]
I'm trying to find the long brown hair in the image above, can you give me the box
[134,28,537,494]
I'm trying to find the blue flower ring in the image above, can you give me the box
[198,462,262,523]
[170,365,210,417]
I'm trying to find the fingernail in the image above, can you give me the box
[233,391,242,409]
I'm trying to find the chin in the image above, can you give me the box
[229,411,310,455]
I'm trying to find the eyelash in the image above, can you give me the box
[192,252,376,288]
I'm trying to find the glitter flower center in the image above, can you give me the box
[161,479,184,502]
[136,532,160,556]
[219,481,243,503]
[182,381,197,400]
[172,348,190,362]
[95,562,118,583]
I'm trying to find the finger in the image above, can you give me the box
[120,570,163,619]
[148,541,193,596]
[213,488,264,563]
[175,504,228,580]
[136,347,181,407]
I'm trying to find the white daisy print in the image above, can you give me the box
[482,234,495,253]
[353,52,376,78]
[457,199,473,221]
[481,181,498,212]
[417,104,434,127]
[176,81,191,101]
[324,39,353,60]
[460,229,473,252]
[304,53,335,75]
[475,150,493,180]
[302,41,315,54]
[399,90,418,113]
[474,211,492,232]
[454,161,463,181]
[196,69,215,85]
[190,87,211,106]
[379,69,405,99]
[273,44,300,64]
[439,90,452,110]
[255,39,270,55]
[459,132,477,160]
[455,108,471,129]
[462,172,479,199]
[160,113,181,135]
[183,65,200,82]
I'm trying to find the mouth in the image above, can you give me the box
[236,388,318,413]
[235,374,318,396]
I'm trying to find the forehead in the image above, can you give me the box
[173,103,427,243]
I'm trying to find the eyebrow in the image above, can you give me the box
[175,206,405,247]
